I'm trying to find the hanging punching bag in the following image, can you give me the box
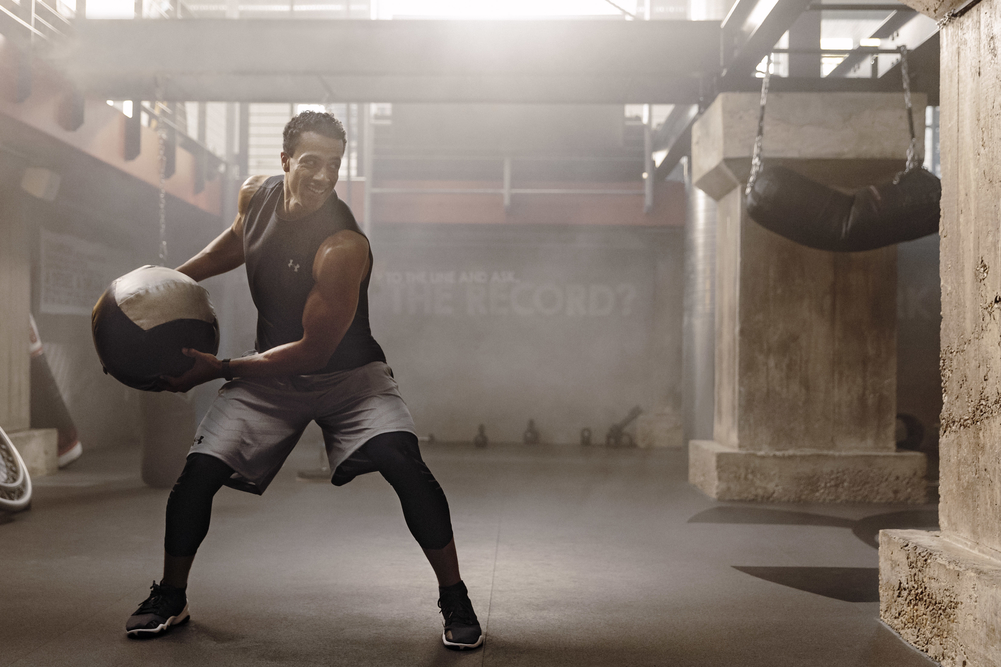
[844,167,941,250]
[744,46,940,253]
[745,165,941,253]
[746,166,855,251]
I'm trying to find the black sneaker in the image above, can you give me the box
[125,581,189,637]
[438,581,483,650]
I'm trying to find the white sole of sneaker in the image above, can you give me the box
[126,605,190,637]
[442,630,484,650]
[57,441,82,468]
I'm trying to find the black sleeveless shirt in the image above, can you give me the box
[243,175,386,373]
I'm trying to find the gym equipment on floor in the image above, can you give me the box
[0,426,32,513]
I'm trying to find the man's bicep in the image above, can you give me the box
[301,240,367,342]
[300,276,360,360]
[312,232,369,288]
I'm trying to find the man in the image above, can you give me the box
[125,111,483,651]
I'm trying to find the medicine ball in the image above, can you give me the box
[92,265,219,391]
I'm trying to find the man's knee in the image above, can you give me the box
[164,454,233,558]
[363,432,425,477]
[168,454,233,504]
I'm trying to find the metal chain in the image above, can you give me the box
[937,0,986,28]
[155,81,168,266]
[158,128,167,266]
[899,45,921,173]
[745,54,772,197]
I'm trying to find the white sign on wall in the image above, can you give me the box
[375,269,639,318]
[40,229,131,316]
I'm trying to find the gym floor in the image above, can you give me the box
[1,435,939,667]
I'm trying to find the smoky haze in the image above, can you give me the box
[188,103,687,446]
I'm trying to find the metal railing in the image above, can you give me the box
[0,0,73,42]
[369,157,648,214]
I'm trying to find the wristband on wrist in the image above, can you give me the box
[220,358,233,381]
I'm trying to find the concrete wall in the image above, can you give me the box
[712,184,897,453]
[0,181,30,433]
[351,223,685,444]
[937,2,1001,552]
[880,1,1001,663]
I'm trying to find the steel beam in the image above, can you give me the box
[652,103,698,152]
[717,75,929,93]
[48,19,721,104]
[654,118,694,181]
[826,8,918,77]
[721,0,815,80]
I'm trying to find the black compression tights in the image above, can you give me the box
[163,431,453,557]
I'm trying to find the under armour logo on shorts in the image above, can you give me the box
[288,259,300,272]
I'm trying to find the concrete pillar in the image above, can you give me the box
[1,182,66,480]
[681,161,716,443]
[879,1,1001,663]
[0,186,30,434]
[688,92,927,503]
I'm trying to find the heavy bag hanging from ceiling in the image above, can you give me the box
[744,47,940,253]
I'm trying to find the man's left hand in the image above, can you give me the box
[159,348,222,393]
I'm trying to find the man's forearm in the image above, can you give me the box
[226,335,347,378]
[176,228,244,282]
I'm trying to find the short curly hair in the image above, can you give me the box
[283,110,346,157]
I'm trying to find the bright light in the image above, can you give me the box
[86,0,134,18]
[106,100,134,118]
[860,38,881,47]
[744,0,781,36]
[85,0,635,19]
[821,37,854,51]
[296,104,327,114]
[378,0,627,19]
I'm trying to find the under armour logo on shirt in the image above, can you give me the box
[288,259,300,272]
[194,436,204,444]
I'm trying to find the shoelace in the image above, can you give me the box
[438,593,477,626]
[136,582,176,614]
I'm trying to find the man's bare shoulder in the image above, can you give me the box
[312,230,369,282]
[324,229,369,252]
[237,175,273,215]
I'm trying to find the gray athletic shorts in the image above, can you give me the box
[188,361,416,495]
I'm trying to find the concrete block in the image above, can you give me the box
[0,195,30,431]
[636,409,683,448]
[935,5,1001,556]
[897,0,965,20]
[8,428,58,478]
[711,189,898,456]
[689,440,926,503]
[880,529,1001,667]
[692,92,926,200]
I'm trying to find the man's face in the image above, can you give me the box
[281,130,345,216]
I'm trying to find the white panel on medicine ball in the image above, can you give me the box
[114,266,216,331]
